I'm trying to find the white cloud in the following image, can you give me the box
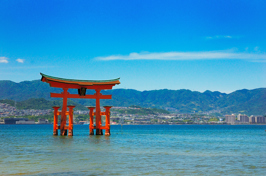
[95,50,266,61]
[1,65,57,69]
[206,35,234,40]
[250,59,266,63]
[0,57,8,63]
[16,58,25,63]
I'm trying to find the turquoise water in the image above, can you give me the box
[0,125,265,175]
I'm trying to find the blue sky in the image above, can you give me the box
[0,0,265,93]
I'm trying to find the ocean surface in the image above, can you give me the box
[0,124,265,175]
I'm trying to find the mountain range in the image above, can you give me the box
[0,80,265,115]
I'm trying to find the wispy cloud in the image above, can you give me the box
[95,50,266,61]
[249,59,266,63]
[206,35,236,40]
[254,46,259,51]
[16,58,25,63]
[0,65,57,69]
[0,57,9,63]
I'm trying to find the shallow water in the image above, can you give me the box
[0,125,265,175]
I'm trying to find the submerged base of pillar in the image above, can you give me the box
[89,129,94,135]
[68,130,73,136]
[53,130,58,136]
[96,129,103,135]
[60,130,68,136]
[105,129,110,136]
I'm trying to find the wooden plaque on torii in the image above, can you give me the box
[40,73,120,136]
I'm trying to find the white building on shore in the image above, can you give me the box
[225,114,236,124]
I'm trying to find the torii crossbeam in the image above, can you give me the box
[40,73,120,136]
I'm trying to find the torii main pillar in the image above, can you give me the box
[40,73,120,136]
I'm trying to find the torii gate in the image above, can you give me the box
[40,73,120,136]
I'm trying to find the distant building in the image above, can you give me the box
[16,120,35,124]
[225,114,236,124]
[249,115,266,124]
[249,115,256,123]
[37,119,49,124]
[256,116,266,123]
[4,118,28,124]
[237,114,249,123]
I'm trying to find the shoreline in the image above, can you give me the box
[0,123,265,125]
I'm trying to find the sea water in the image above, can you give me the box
[0,125,265,175]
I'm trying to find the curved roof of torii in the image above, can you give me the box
[40,73,120,87]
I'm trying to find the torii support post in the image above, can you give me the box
[53,106,60,136]
[95,89,103,135]
[68,105,75,136]
[87,106,95,135]
[60,88,69,136]
[104,106,112,136]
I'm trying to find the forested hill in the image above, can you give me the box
[0,80,265,115]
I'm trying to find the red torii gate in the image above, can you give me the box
[40,73,120,136]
